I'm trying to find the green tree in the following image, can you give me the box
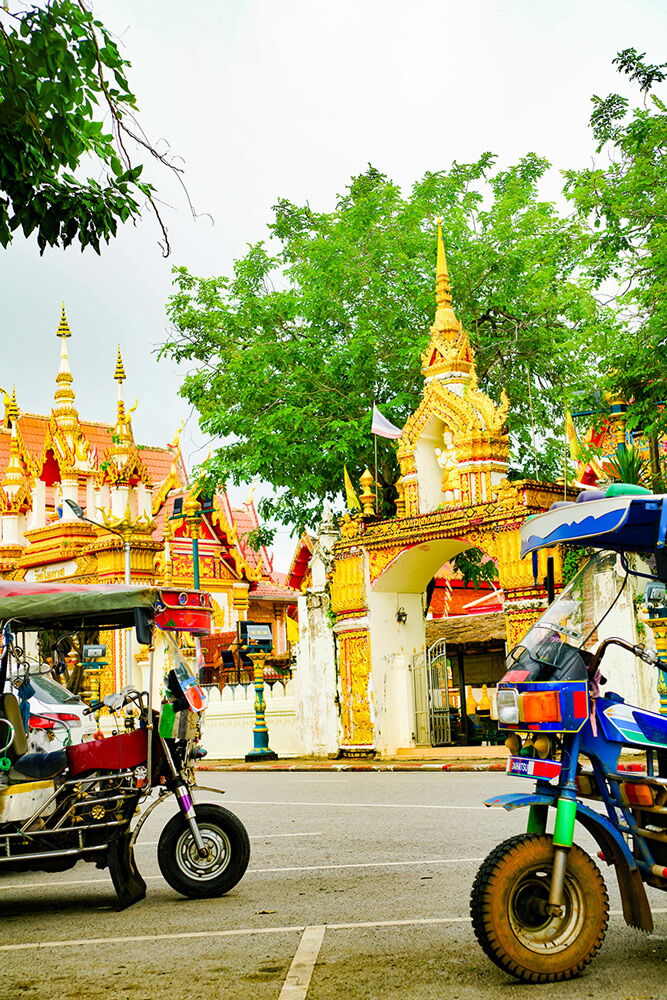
[163,156,612,535]
[0,0,176,253]
[564,48,667,478]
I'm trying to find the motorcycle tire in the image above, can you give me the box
[470,833,609,983]
[157,803,250,898]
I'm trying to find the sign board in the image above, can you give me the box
[237,621,273,652]
[83,644,107,658]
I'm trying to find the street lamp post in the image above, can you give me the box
[65,499,133,684]
[237,621,278,762]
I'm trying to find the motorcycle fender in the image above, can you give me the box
[128,783,226,851]
[485,793,653,933]
[484,792,554,811]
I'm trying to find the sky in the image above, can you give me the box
[2,0,667,569]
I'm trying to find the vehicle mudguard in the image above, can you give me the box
[485,792,653,933]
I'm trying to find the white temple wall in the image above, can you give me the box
[293,511,340,755]
[294,591,339,755]
[366,586,423,754]
[201,681,299,758]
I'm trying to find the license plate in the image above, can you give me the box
[506,756,561,780]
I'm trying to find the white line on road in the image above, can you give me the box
[223,800,487,810]
[278,925,326,1000]
[0,856,485,892]
[134,832,323,847]
[1,909,666,953]
[249,857,484,874]
[250,832,324,839]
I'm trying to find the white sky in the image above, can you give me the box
[2,0,667,569]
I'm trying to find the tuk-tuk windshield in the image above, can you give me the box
[505,551,627,682]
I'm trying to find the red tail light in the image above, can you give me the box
[29,716,55,729]
[30,713,80,728]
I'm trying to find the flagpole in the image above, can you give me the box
[563,410,568,500]
[374,432,378,514]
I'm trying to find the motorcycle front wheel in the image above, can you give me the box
[470,833,609,983]
[157,803,250,898]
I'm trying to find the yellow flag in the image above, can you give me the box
[286,615,300,644]
[343,465,361,510]
[565,411,581,461]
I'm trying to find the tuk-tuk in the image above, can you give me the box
[0,580,250,908]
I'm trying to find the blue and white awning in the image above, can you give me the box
[520,494,667,558]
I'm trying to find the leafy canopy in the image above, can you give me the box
[0,0,175,253]
[564,48,667,444]
[163,155,611,534]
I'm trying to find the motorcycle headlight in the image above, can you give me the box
[497,688,520,726]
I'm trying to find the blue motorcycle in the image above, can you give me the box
[470,487,667,982]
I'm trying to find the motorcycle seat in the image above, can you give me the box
[10,750,68,781]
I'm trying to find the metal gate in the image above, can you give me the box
[427,638,451,745]
[410,639,451,746]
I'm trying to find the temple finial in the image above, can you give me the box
[53,303,77,422]
[114,345,126,385]
[8,385,18,422]
[57,302,71,339]
[436,219,452,309]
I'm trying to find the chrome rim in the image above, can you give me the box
[508,865,586,954]
[175,823,232,881]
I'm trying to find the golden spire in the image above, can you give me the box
[53,303,78,427]
[421,222,475,380]
[114,345,126,385]
[57,302,71,338]
[435,218,452,309]
[112,346,133,450]
[3,413,24,495]
[7,385,18,427]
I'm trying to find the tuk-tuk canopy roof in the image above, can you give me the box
[0,580,160,632]
[520,493,667,558]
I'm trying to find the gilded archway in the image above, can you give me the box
[330,223,567,755]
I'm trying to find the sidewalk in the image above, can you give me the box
[197,745,509,773]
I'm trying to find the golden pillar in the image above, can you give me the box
[645,614,667,715]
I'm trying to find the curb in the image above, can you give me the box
[196,761,507,773]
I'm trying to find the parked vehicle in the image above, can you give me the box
[26,673,97,752]
[0,580,250,908]
[470,486,667,982]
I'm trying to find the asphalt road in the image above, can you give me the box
[2,772,667,1000]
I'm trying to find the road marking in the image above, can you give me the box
[250,857,483,874]
[223,799,487,810]
[0,917,470,952]
[135,832,323,847]
[250,832,323,839]
[1,909,666,953]
[278,925,326,1000]
[0,856,485,892]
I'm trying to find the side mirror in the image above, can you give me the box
[134,608,153,646]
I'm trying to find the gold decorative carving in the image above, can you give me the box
[338,628,374,746]
[330,553,366,614]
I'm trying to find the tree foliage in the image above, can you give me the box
[0,0,175,253]
[164,155,611,534]
[564,48,667,444]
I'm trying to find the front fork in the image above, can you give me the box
[161,735,208,857]
[527,733,581,914]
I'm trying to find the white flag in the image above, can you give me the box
[371,403,403,440]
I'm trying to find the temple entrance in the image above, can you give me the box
[330,226,566,756]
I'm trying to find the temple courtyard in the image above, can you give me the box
[1,772,666,1000]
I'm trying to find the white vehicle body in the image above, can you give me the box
[27,674,97,752]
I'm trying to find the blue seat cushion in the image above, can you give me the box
[10,750,68,780]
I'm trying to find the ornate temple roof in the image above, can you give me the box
[0,307,285,592]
